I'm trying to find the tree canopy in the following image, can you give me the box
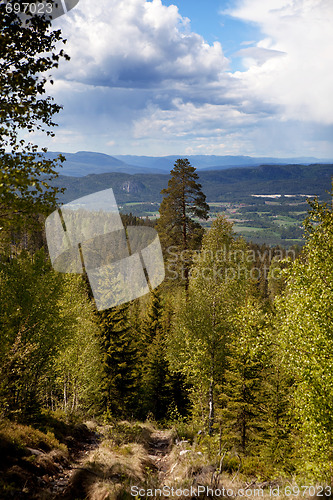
[0,2,69,230]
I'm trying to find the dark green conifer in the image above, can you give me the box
[142,291,172,420]
[99,304,138,418]
[157,158,209,289]
[157,158,209,252]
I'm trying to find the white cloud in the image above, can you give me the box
[234,47,286,67]
[57,0,228,87]
[45,0,333,157]
[230,0,333,124]
[133,99,257,140]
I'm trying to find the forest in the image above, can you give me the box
[1,3,333,499]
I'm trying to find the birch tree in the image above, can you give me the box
[276,193,333,477]
[169,216,250,433]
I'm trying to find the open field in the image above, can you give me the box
[120,197,308,246]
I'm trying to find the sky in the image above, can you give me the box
[32,0,333,158]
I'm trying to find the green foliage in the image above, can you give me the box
[51,279,103,415]
[0,250,102,420]
[169,216,251,434]
[0,2,69,229]
[140,291,172,420]
[99,304,139,418]
[157,158,209,252]
[0,418,66,454]
[276,193,333,477]
[222,299,268,453]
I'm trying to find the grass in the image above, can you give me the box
[0,418,67,455]
[0,416,70,499]
[104,420,155,446]
[66,421,159,500]
[233,226,267,233]
[1,416,327,499]
[0,410,101,499]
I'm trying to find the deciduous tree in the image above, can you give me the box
[276,193,333,477]
[168,216,250,433]
[0,3,69,230]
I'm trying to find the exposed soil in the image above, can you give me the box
[147,429,172,482]
[44,428,100,499]
[0,424,175,499]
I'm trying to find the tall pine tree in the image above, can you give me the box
[157,158,209,251]
[156,158,209,289]
[141,291,172,420]
[99,304,138,418]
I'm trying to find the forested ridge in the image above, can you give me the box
[52,163,333,205]
[1,157,333,497]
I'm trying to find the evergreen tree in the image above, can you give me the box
[222,299,267,454]
[157,158,209,251]
[157,159,209,289]
[141,291,172,420]
[260,334,294,471]
[99,304,138,418]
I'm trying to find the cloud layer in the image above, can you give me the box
[231,0,333,124]
[59,0,228,87]
[47,0,333,157]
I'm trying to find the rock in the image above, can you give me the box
[176,440,188,446]
[26,447,44,456]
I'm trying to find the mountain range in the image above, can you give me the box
[47,151,333,177]
[53,163,333,205]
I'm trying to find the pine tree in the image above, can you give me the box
[157,158,209,252]
[260,337,294,470]
[222,299,267,454]
[99,304,138,418]
[141,291,172,420]
[157,159,209,290]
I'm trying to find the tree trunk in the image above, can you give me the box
[63,376,67,411]
[209,379,214,435]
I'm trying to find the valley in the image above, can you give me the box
[52,162,333,247]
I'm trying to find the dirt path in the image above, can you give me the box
[37,428,100,499]
[36,425,175,499]
[147,430,173,482]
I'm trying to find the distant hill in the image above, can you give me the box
[45,151,158,176]
[52,163,333,205]
[46,151,333,177]
[113,154,331,172]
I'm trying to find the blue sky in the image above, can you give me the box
[34,0,333,158]
[162,0,263,70]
